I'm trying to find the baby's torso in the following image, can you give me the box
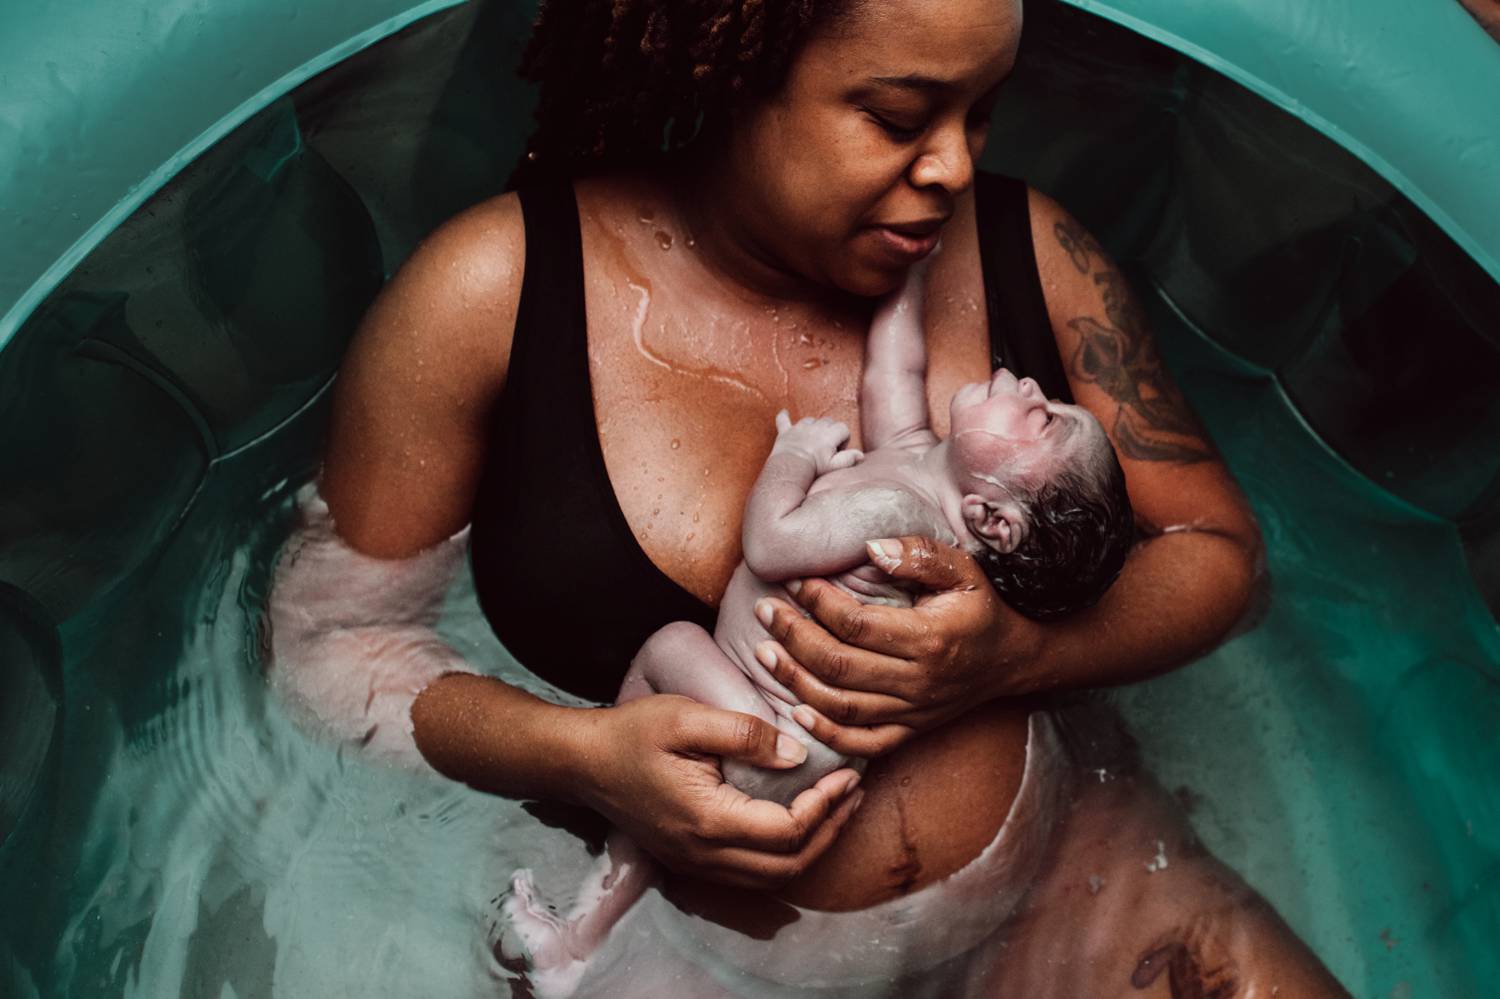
[716,449,957,682]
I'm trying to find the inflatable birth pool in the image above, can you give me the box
[1,0,1497,995]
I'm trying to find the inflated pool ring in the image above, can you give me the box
[1,2,1496,996]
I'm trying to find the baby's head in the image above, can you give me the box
[947,369,1134,620]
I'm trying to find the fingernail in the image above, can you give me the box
[786,579,802,596]
[755,642,778,670]
[776,734,808,764]
[867,539,902,565]
[841,771,862,795]
[755,599,774,627]
[792,705,816,729]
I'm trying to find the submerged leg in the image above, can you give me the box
[971,766,1350,998]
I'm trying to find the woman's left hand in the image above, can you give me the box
[753,536,1045,757]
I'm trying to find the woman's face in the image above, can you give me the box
[720,0,1023,298]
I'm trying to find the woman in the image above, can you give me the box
[288,0,1347,992]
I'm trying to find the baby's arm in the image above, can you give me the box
[861,259,938,451]
[741,414,946,581]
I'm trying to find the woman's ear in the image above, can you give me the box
[961,493,1028,554]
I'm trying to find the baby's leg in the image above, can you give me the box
[629,620,848,807]
[502,621,790,996]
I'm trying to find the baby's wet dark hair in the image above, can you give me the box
[511,0,855,186]
[976,449,1135,621]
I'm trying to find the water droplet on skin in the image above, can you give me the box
[637,207,655,224]
[686,236,697,248]
[670,439,681,450]
[797,332,813,346]
[686,532,696,542]
[655,230,673,250]
[692,512,700,524]
[802,358,823,370]
[702,468,710,477]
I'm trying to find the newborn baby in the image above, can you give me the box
[502,261,1133,992]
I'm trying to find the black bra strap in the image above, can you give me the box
[975,173,1074,404]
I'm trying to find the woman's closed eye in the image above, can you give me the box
[861,107,926,142]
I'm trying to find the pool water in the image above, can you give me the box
[1,294,1491,997]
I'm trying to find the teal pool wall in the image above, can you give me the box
[1,1,1498,995]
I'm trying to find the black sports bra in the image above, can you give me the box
[468,174,1071,703]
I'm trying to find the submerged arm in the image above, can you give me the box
[268,490,469,767]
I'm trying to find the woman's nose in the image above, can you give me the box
[909,124,975,197]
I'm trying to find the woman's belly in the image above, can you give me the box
[782,701,1031,911]
[666,699,1032,922]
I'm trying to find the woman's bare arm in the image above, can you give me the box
[320,196,522,557]
[1016,187,1262,691]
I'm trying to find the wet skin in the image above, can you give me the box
[323,0,1268,941]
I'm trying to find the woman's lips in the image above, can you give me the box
[871,225,941,261]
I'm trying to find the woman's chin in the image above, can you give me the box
[837,261,910,299]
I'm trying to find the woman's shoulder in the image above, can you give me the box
[348,192,527,397]
[320,192,527,556]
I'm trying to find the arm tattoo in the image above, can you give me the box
[1053,221,1213,464]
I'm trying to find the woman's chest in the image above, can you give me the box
[577,208,993,606]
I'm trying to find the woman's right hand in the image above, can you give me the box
[577,694,865,891]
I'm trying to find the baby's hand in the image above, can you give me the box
[773,411,863,475]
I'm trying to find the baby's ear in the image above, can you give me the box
[961,494,1028,554]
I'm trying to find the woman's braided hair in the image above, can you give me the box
[510,0,853,187]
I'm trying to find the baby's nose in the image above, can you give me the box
[1017,377,1039,397]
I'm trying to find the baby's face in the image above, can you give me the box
[947,368,1109,495]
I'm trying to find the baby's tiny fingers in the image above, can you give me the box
[829,449,863,470]
[775,409,793,433]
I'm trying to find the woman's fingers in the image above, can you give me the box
[789,577,932,659]
[756,597,917,700]
[704,767,861,852]
[866,536,989,595]
[702,789,866,888]
[669,701,809,769]
[788,703,914,757]
[755,639,913,725]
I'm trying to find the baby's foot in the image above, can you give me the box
[495,869,589,997]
